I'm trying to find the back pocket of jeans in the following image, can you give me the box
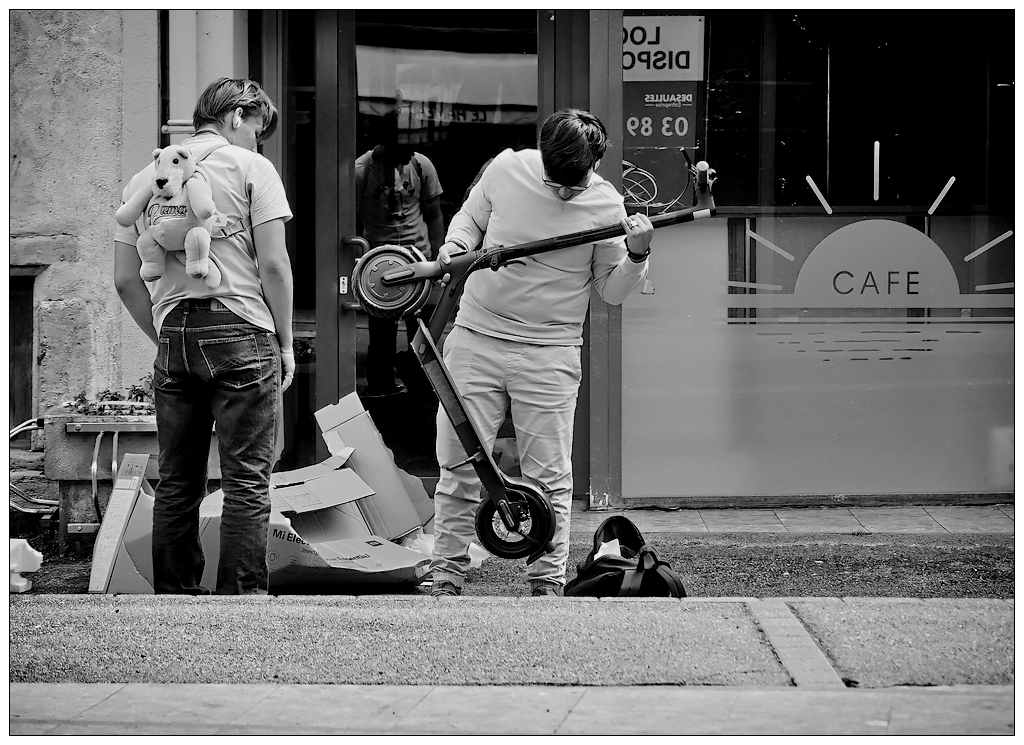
[152,337,172,390]
[198,334,265,389]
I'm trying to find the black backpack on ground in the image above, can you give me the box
[564,515,686,598]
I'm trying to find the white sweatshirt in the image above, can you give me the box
[446,148,648,346]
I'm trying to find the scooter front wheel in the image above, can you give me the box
[475,483,556,561]
[352,244,432,320]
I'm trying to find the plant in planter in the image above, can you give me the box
[45,375,219,549]
[66,374,155,416]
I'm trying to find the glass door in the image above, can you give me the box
[272,11,318,470]
[273,10,539,478]
[267,9,363,469]
[348,11,539,480]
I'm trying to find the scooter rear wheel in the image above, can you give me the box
[475,484,555,560]
[351,244,431,320]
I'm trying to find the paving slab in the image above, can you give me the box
[571,508,708,534]
[788,598,1014,688]
[718,688,895,735]
[9,683,125,736]
[557,686,740,735]
[885,685,1016,736]
[774,507,865,533]
[698,509,787,532]
[70,682,275,725]
[226,684,432,734]
[389,685,588,734]
[848,506,943,533]
[923,506,1015,533]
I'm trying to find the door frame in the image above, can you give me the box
[312,10,360,460]
[541,10,625,508]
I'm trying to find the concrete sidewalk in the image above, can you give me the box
[10,682,1015,735]
[570,503,1015,534]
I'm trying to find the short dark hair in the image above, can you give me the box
[539,108,609,185]
[193,77,279,142]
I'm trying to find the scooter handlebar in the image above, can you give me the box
[696,160,710,189]
[383,170,716,290]
[382,158,717,340]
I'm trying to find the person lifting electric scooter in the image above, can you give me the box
[352,108,717,597]
[432,109,657,597]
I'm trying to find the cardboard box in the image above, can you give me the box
[211,487,431,591]
[94,394,437,593]
[315,393,435,539]
[105,486,430,593]
[88,453,153,593]
[96,455,432,593]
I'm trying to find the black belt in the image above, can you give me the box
[179,298,225,310]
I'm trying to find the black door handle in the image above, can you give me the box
[341,236,370,256]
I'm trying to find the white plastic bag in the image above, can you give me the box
[399,528,488,568]
[399,527,434,557]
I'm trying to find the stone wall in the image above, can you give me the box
[9,10,130,415]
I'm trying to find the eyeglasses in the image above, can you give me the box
[543,178,591,193]
[543,171,594,199]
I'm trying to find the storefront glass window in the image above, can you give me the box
[620,10,1014,501]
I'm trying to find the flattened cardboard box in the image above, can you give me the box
[315,393,435,537]
[94,445,431,593]
[88,453,153,593]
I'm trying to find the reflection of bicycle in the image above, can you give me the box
[622,149,701,214]
[10,418,59,524]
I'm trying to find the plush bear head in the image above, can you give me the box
[150,145,198,199]
[114,143,221,288]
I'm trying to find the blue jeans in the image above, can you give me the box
[152,298,281,595]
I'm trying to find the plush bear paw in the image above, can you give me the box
[139,263,164,282]
[185,259,209,279]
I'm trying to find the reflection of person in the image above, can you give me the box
[114,78,294,595]
[429,108,655,597]
[356,111,444,395]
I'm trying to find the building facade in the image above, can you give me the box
[9,10,1014,508]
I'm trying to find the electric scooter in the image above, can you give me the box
[351,156,717,564]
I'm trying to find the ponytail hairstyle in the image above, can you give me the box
[193,77,279,143]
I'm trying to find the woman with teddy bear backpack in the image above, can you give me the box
[114,77,294,595]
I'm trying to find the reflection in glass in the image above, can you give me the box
[622,11,1013,500]
[352,12,538,478]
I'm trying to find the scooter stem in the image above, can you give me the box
[411,315,509,503]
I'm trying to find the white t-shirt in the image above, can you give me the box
[445,148,647,346]
[114,133,293,334]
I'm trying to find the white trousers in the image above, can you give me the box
[430,325,582,588]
